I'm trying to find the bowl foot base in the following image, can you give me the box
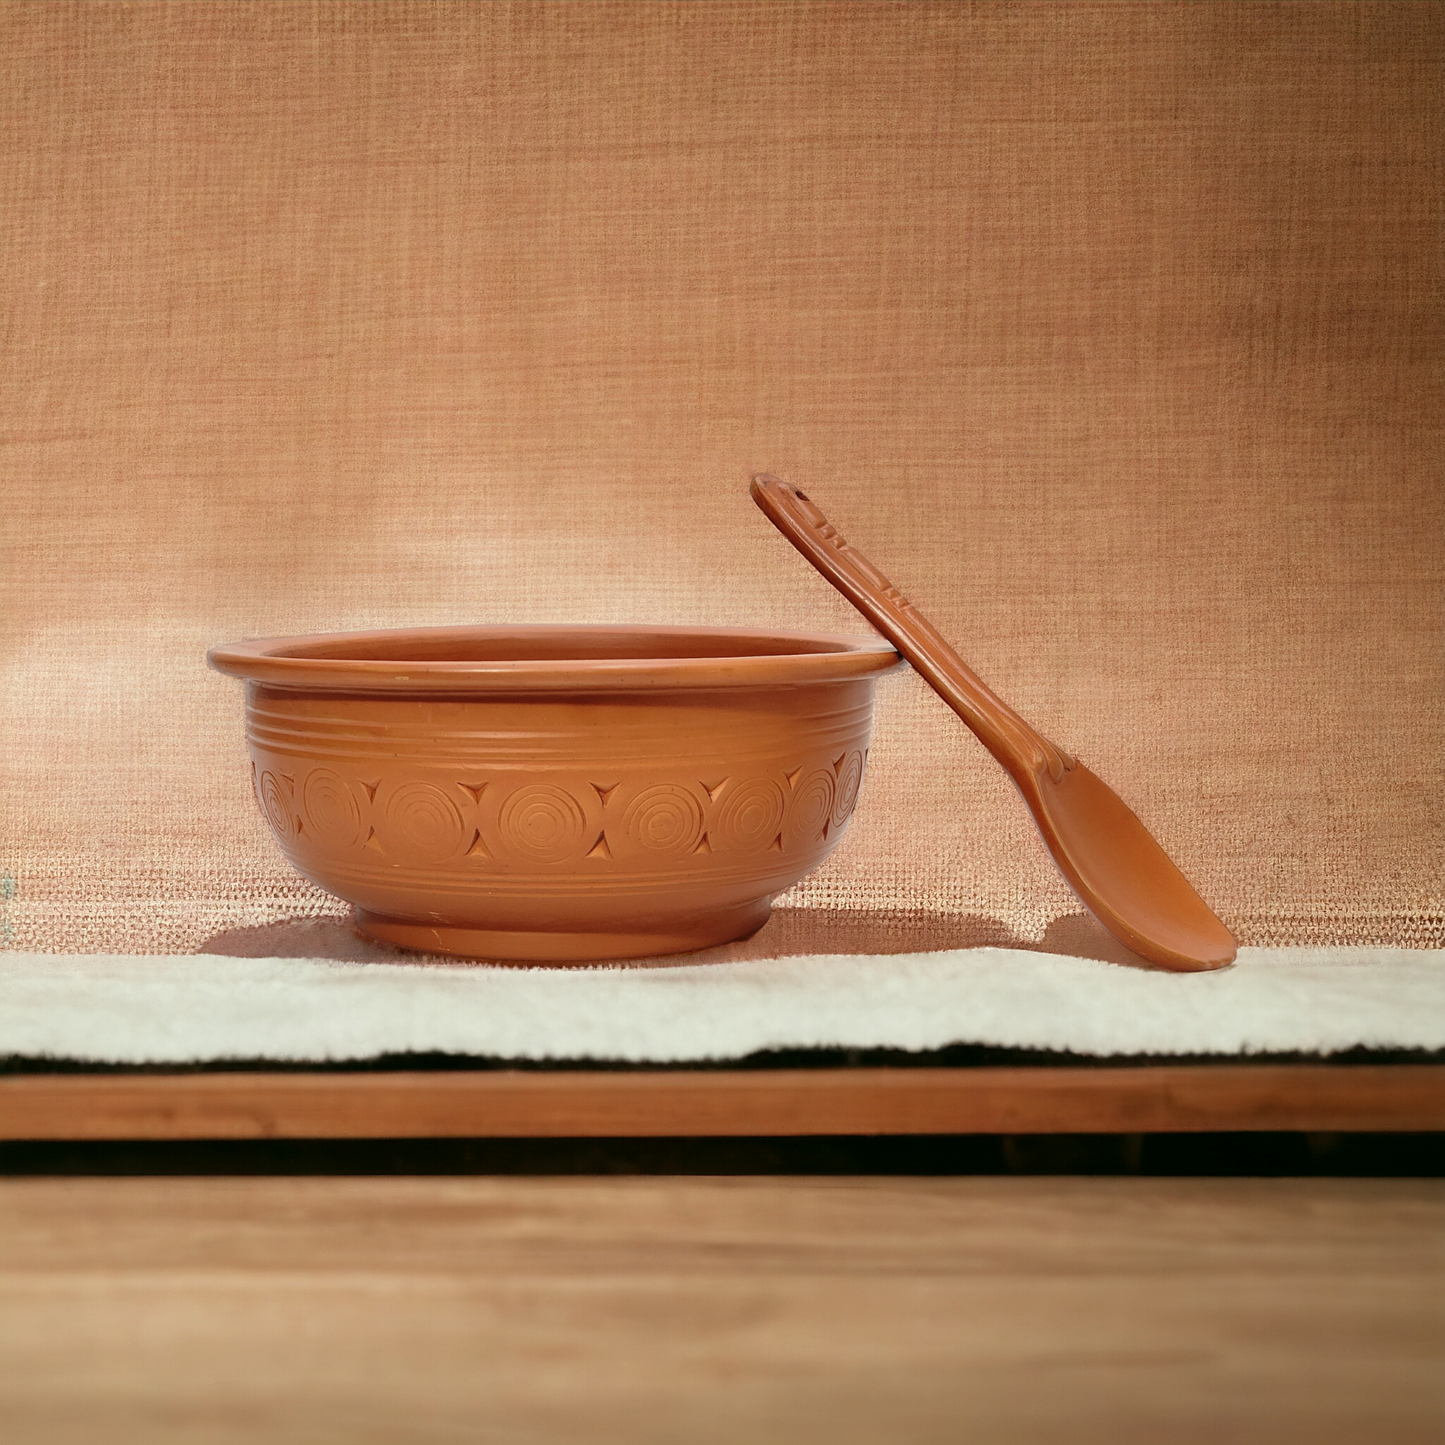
[354,899,772,963]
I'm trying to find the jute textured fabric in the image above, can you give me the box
[2,2,1440,954]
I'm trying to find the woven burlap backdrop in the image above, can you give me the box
[2,1,1440,955]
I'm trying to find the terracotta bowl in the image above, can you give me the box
[208,625,902,962]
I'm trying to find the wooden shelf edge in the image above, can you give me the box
[2,1064,1443,1140]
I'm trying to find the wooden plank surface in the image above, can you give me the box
[1,1176,1441,1445]
[3,1064,1443,1140]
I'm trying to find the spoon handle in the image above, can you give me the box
[751,474,1073,784]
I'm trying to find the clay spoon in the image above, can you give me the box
[751,474,1236,972]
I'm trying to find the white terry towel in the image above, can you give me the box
[1,947,1441,1065]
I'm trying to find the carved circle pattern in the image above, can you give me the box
[253,753,865,868]
[499,784,589,864]
[383,782,467,864]
[302,768,363,848]
[787,768,837,844]
[258,770,297,843]
[621,784,705,858]
[831,750,865,828]
[715,776,786,855]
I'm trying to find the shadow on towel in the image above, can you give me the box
[197,907,1163,970]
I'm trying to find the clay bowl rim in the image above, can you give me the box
[207,623,904,694]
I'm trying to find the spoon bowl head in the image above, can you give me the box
[1026,762,1236,971]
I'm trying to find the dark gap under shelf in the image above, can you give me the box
[3,1132,1442,1178]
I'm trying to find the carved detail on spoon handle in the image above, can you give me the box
[751,474,1074,783]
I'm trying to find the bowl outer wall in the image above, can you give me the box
[222,628,904,960]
